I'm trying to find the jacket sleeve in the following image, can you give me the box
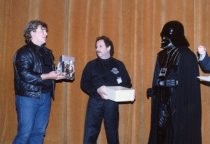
[118,61,132,88]
[80,63,104,96]
[199,54,210,72]
[14,50,43,85]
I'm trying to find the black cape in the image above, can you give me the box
[148,47,202,144]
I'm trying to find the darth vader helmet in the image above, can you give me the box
[160,20,189,49]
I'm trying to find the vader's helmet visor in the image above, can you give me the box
[160,20,189,48]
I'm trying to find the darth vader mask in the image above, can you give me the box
[161,36,174,49]
[160,20,189,49]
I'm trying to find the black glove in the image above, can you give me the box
[147,88,158,99]
[158,79,178,87]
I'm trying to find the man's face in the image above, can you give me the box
[96,40,111,59]
[31,25,48,46]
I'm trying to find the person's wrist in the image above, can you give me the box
[41,73,48,80]
[199,53,206,61]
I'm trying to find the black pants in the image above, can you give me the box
[83,98,119,144]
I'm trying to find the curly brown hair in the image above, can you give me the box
[24,20,48,44]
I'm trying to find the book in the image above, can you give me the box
[197,76,210,82]
[106,86,135,102]
[57,55,75,80]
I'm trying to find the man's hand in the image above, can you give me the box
[97,85,108,100]
[197,45,206,55]
[41,71,65,80]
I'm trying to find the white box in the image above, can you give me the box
[106,86,135,102]
[197,75,210,82]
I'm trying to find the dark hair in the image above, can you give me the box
[24,20,48,44]
[95,35,114,56]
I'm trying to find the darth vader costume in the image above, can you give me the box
[147,21,201,144]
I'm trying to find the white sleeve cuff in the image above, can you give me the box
[199,53,206,61]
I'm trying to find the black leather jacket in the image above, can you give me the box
[13,42,55,98]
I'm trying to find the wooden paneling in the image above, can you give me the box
[1,0,210,143]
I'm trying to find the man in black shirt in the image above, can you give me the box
[81,35,132,144]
